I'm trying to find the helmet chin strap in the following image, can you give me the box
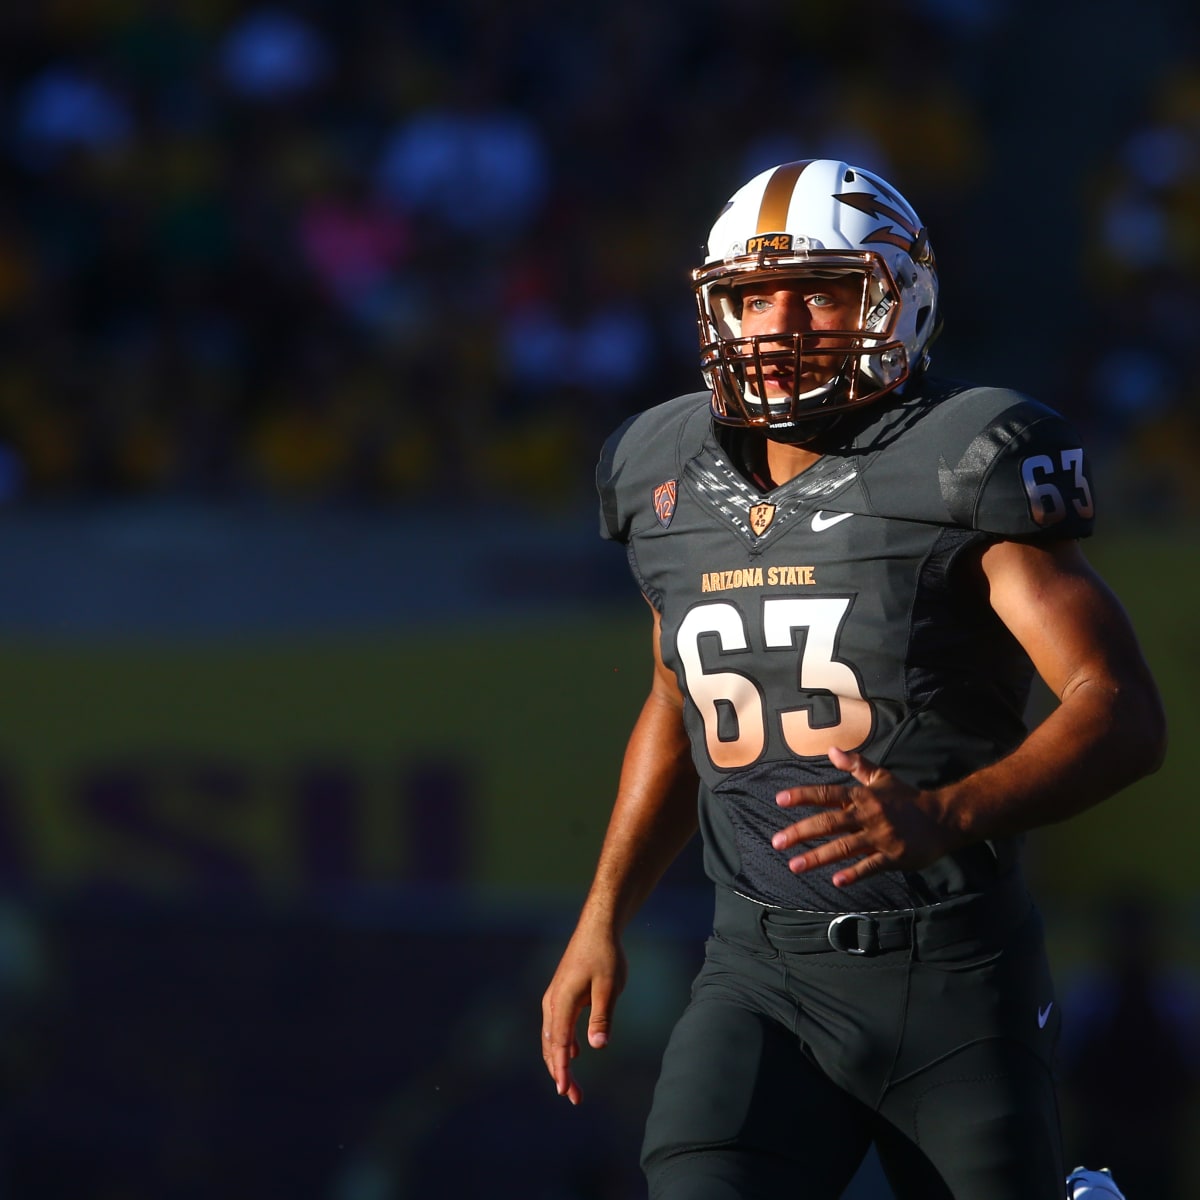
[749,361,875,446]
[766,418,842,445]
[749,357,858,424]
[767,370,918,446]
[745,377,835,419]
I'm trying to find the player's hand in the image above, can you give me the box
[540,927,628,1105]
[772,746,960,886]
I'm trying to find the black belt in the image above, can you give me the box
[713,872,1032,958]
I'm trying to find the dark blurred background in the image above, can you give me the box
[0,1,1197,1197]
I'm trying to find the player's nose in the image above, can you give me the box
[762,294,813,339]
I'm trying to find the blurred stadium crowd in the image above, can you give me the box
[0,0,1198,515]
[0,5,1198,1199]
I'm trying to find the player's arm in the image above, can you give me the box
[938,535,1166,835]
[772,538,1166,885]
[931,535,1166,835]
[541,602,699,1104]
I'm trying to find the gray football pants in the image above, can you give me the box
[642,883,1064,1200]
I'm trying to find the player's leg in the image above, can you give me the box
[873,1038,1063,1200]
[641,942,873,1199]
[873,905,1065,1200]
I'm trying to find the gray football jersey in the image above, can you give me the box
[597,378,1095,911]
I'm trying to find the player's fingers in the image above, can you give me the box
[771,806,855,850]
[831,851,892,888]
[777,748,892,811]
[542,1026,582,1102]
[775,783,848,808]
[541,992,582,1094]
[540,1022,573,1074]
[782,831,871,875]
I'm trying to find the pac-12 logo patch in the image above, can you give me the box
[653,479,678,527]
[749,502,776,535]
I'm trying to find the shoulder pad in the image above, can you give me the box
[934,388,1096,538]
[596,392,712,543]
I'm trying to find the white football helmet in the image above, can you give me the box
[692,158,939,429]
[1066,1166,1126,1199]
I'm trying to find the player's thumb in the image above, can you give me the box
[587,990,615,1049]
[828,744,880,783]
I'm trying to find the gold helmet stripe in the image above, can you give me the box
[756,160,810,234]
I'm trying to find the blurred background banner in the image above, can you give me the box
[0,518,1193,904]
[0,0,1198,1197]
[0,508,638,898]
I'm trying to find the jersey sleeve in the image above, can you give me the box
[596,413,642,544]
[595,392,711,544]
[935,390,1096,540]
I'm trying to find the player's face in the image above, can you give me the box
[735,274,864,400]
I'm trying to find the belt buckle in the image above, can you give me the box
[827,912,879,956]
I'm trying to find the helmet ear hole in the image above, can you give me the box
[915,305,931,334]
[710,285,739,314]
[707,286,742,340]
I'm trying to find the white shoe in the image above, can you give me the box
[1066,1166,1125,1199]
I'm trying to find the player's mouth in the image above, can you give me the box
[759,367,796,390]
[759,368,825,396]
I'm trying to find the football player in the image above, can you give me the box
[541,158,1166,1199]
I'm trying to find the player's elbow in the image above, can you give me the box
[1140,693,1168,778]
[1069,667,1168,786]
[1117,677,1168,782]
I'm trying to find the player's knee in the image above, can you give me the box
[643,1149,784,1200]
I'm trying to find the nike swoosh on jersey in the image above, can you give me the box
[811,511,854,532]
[1037,1002,1054,1028]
